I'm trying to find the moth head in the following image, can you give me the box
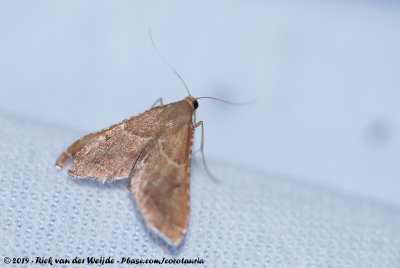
[184,96,199,110]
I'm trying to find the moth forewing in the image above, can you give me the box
[128,98,196,245]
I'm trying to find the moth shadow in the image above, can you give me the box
[126,190,186,255]
[70,176,128,191]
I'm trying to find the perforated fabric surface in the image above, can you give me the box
[1,111,400,267]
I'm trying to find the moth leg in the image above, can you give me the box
[194,121,219,182]
[151,97,164,107]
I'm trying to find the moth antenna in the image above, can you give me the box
[149,30,192,97]
[197,96,255,106]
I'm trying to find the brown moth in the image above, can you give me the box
[56,95,203,246]
[56,33,221,246]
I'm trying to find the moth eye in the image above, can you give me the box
[193,100,199,109]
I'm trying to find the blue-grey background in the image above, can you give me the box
[0,1,399,206]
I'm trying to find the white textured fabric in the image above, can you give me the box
[0,111,399,267]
